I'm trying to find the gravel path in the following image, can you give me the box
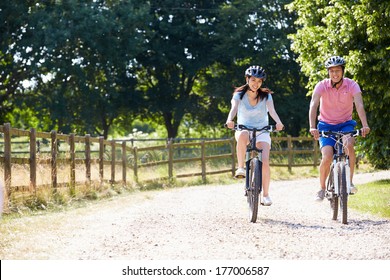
[1,171,389,260]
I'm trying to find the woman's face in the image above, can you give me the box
[328,66,343,83]
[247,76,263,91]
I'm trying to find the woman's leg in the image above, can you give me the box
[235,131,250,168]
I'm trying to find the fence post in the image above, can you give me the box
[168,139,173,180]
[111,140,115,184]
[99,136,104,184]
[69,133,76,194]
[85,134,91,186]
[51,130,58,191]
[3,123,11,212]
[287,135,293,173]
[201,140,206,183]
[29,128,37,194]
[133,147,138,183]
[122,141,126,185]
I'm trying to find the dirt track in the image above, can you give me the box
[1,171,389,260]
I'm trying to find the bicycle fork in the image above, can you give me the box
[245,150,262,191]
[245,150,251,190]
[333,159,339,196]
[345,158,352,194]
[332,159,352,196]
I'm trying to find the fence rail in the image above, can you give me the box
[1,123,320,210]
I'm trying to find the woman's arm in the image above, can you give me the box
[226,98,239,128]
[266,98,284,131]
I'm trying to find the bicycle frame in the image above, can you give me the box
[229,124,273,223]
[231,124,272,190]
[320,129,360,224]
[321,130,359,195]
[244,128,266,191]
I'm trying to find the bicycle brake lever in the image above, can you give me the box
[354,129,361,137]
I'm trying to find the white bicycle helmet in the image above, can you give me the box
[325,56,346,69]
[245,65,267,80]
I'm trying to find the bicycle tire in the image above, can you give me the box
[339,162,348,224]
[327,164,338,220]
[247,158,261,223]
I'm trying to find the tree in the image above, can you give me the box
[287,0,390,168]
[0,1,35,124]
[136,0,307,138]
[7,0,149,138]
[2,0,308,140]
[195,0,308,136]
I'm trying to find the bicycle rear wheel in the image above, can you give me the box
[247,158,262,223]
[327,164,338,220]
[338,162,348,224]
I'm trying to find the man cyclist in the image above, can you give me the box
[309,56,370,201]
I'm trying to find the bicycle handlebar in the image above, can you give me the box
[318,129,361,138]
[225,124,275,132]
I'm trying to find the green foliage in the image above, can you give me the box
[194,0,309,136]
[287,0,390,168]
[0,0,35,123]
[2,0,150,138]
[2,1,307,143]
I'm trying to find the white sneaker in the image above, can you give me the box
[235,168,245,178]
[315,189,325,201]
[350,184,358,194]
[262,196,272,206]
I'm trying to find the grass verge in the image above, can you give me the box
[349,179,390,218]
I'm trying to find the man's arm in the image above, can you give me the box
[353,92,370,137]
[309,91,321,139]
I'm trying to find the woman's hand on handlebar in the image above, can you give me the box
[225,120,235,129]
[275,122,284,131]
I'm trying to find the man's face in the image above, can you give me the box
[328,66,343,83]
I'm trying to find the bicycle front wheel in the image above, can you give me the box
[247,158,262,223]
[338,162,348,224]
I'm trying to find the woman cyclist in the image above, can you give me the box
[226,65,284,206]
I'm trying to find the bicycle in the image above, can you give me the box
[227,124,275,223]
[319,129,361,224]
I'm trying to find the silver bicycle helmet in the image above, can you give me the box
[245,65,267,80]
[325,56,346,69]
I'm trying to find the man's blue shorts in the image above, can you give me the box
[318,120,357,149]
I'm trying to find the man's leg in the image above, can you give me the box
[320,146,334,189]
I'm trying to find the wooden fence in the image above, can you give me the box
[0,123,320,209]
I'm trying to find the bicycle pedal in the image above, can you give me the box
[235,175,245,179]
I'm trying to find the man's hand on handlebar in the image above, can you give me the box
[310,128,320,140]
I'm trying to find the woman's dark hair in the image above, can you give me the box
[233,84,272,101]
